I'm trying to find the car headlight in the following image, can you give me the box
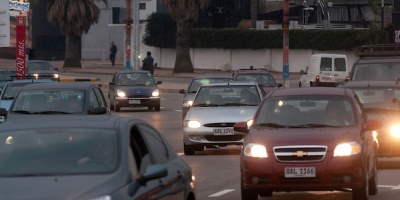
[116,90,126,97]
[184,120,201,128]
[53,74,59,78]
[390,125,400,138]
[90,195,111,200]
[247,119,253,128]
[334,142,361,157]
[33,73,39,78]
[185,100,193,106]
[244,143,268,158]
[152,89,159,97]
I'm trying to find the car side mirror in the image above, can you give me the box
[277,83,283,88]
[109,82,114,86]
[0,108,7,118]
[183,102,191,108]
[179,89,185,94]
[156,81,162,85]
[234,122,249,133]
[89,107,108,115]
[300,70,305,74]
[54,67,59,71]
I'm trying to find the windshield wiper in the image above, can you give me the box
[11,110,35,114]
[292,123,338,128]
[193,103,220,107]
[3,97,14,100]
[257,123,286,128]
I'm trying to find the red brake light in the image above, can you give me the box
[345,76,350,81]
[316,75,320,82]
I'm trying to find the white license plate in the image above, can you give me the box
[129,100,141,104]
[321,77,332,81]
[213,127,234,135]
[284,167,316,178]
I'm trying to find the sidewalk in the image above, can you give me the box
[1,58,301,93]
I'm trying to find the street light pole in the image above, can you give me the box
[381,0,384,30]
[283,0,289,88]
[125,0,132,70]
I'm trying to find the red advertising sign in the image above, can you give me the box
[16,16,26,80]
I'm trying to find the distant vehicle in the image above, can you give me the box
[0,69,16,93]
[0,115,196,200]
[232,67,282,94]
[349,44,400,81]
[183,81,265,155]
[26,60,60,81]
[339,80,400,157]
[108,70,162,112]
[179,75,233,120]
[0,82,109,122]
[299,54,349,87]
[0,79,55,112]
[234,87,380,200]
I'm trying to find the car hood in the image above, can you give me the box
[248,126,361,151]
[27,70,57,74]
[186,106,257,123]
[0,174,125,199]
[116,85,158,95]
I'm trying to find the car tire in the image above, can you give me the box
[148,106,153,111]
[241,180,258,200]
[352,170,369,200]
[299,82,302,87]
[115,103,121,112]
[195,145,204,152]
[369,162,378,195]
[184,143,196,155]
[155,104,160,111]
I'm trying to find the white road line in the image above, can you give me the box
[209,189,235,197]
[379,185,395,188]
[174,110,182,112]
[177,153,184,156]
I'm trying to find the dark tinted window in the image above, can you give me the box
[334,58,346,71]
[320,58,332,71]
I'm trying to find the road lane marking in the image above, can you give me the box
[177,153,184,156]
[378,185,400,190]
[174,110,182,112]
[209,189,235,197]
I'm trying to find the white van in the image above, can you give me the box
[299,54,349,87]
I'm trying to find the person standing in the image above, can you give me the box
[142,51,154,75]
[109,42,117,66]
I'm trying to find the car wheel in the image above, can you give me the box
[352,170,369,200]
[115,103,121,112]
[369,162,378,195]
[148,106,153,111]
[241,178,258,200]
[184,143,196,155]
[155,104,160,111]
[299,82,302,87]
[195,145,204,152]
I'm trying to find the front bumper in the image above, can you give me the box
[183,126,246,146]
[241,154,364,192]
[116,97,160,108]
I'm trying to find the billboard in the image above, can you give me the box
[0,0,10,47]
[9,0,31,49]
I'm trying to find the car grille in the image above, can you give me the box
[273,145,327,162]
[203,123,235,127]
[204,135,244,141]
[128,95,150,98]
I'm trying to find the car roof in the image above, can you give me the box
[0,115,140,132]
[20,82,98,90]
[192,75,233,79]
[268,87,351,97]
[27,60,50,63]
[338,81,400,88]
[10,79,55,84]
[115,70,152,75]
[234,68,271,74]
[202,81,258,87]
[356,57,400,64]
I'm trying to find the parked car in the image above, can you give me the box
[0,69,16,93]
[234,87,380,200]
[0,82,109,122]
[339,80,400,157]
[0,79,55,111]
[108,71,162,112]
[26,60,60,81]
[179,75,233,120]
[0,115,196,200]
[349,44,400,81]
[183,81,265,155]
[299,54,349,87]
[232,67,282,94]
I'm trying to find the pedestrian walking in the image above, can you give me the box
[109,42,117,66]
[142,51,154,75]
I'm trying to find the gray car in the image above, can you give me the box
[182,81,265,155]
[0,115,196,199]
[26,60,60,81]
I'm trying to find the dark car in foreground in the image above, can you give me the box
[234,87,380,200]
[26,60,60,81]
[339,80,400,157]
[232,67,282,94]
[0,115,196,199]
[108,71,162,112]
[0,82,109,122]
[179,75,233,120]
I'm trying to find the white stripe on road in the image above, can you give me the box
[209,189,235,197]
[379,185,396,188]
[177,153,184,156]
[174,110,182,112]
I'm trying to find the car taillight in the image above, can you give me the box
[345,76,350,81]
[316,75,320,82]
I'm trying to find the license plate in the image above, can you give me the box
[213,127,234,135]
[321,77,332,81]
[129,100,141,104]
[284,167,316,178]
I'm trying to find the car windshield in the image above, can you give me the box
[352,88,400,111]
[11,89,86,114]
[188,78,232,93]
[0,128,118,176]
[27,62,54,71]
[352,64,400,81]
[0,71,15,81]
[254,96,355,127]
[2,84,29,100]
[193,85,260,107]
[236,74,276,87]
[117,73,155,86]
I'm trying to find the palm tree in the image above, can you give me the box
[160,0,212,73]
[47,0,108,68]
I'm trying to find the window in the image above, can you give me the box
[89,90,100,109]
[320,58,332,71]
[334,58,346,71]
[139,3,146,10]
[138,125,169,164]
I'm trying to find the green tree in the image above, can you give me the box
[47,0,108,68]
[160,0,212,73]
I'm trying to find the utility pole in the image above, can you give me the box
[283,0,289,88]
[133,0,139,70]
[125,0,132,70]
[381,0,384,30]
